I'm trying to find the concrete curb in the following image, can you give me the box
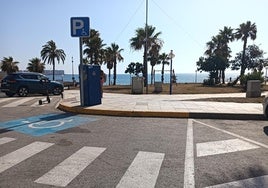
[57,103,190,118]
[57,103,265,120]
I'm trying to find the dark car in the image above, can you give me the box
[0,72,64,97]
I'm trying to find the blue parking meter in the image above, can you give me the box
[80,65,101,106]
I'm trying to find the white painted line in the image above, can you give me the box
[0,137,16,145]
[2,97,35,107]
[193,120,268,149]
[184,119,195,188]
[35,146,106,187]
[0,141,54,173]
[116,151,165,188]
[196,138,260,157]
[0,98,15,104]
[205,175,268,187]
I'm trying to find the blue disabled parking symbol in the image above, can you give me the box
[0,113,97,136]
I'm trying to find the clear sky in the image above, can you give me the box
[1,0,267,74]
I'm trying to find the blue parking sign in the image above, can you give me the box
[71,17,90,37]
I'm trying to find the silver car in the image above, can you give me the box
[263,96,268,117]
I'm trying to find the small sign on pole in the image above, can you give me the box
[70,17,90,37]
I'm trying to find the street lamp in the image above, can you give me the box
[72,57,75,86]
[169,50,175,95]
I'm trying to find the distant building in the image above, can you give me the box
[43,70,64,75]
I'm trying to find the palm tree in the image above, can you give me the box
[130,25,163,86]
[103,49,113,85]
[148,44,161,84]
[235,21,257,77]
[0,56,19,74]
[83,29,106,65]
[106,43,124,85]
[204,27,234,84]
[40,40,66,80]
[158,53,170,83]
[27,58,45,73]
[218,26,234,83]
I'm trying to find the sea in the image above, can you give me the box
[46,72,239,85]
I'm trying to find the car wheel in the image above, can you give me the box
[18,87,29,97]
[52,87,62,95]
[265,107,268,118]
[5,92,15,97]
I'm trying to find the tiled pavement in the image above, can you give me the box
[58,90,267,120]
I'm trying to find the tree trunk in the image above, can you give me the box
[52,59,55,81]
[143,46,147,87]
[222,70,225,84]
[113,60,117,85]
[240,39,248,77]
[151,65,154,84]
[108,69,111,86]
[161,64,164,83]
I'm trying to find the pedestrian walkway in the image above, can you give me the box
[58,90,267,120]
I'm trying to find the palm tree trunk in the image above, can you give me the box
[108,69,111,86]
[161,64,164,83]
[143,46,147,87]
[240,39,248,77]
[113,60,117,85]
[222,70,225,84]
[151,66,154,84]
[52,59,55,81]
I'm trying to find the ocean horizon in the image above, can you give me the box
[46,72,240,85]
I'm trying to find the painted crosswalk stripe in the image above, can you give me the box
[35,146,106,187]
[116,151,165,188]
[205,175,268,187]
[0,98,15,104]
[2,97,35,107]
[184,119,195,188]
[196,138,260,157]
[0,141,54,173]
[0,137,16,145]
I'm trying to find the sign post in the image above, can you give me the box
[70,17,90,106]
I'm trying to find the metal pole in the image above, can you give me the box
[145,0,148,94]
[72,56,74,86]
[169,54,173,95]
[72,57,74,79]
[79,37,84,106]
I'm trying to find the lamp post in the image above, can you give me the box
[72,57,75,86]
[144,0,149,94]
[169,50,175,95]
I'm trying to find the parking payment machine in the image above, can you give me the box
[80,65,101,106]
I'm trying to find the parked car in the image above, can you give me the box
[0,72,64,97]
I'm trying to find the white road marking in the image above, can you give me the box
[193,120,268,149]
[0,141,54,173]
[205,175,268,187]
[116,151,164,188]
[0,137,16,145]
[0,98,15,104]
[184,119,195,188]
[196,138,260,157]
[2,97,35,107]
[35,146,106,187]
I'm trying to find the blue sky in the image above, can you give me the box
[1,0,268,74]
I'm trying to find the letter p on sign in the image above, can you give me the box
[71,17,90,37]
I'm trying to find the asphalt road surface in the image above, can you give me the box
[0,95,268,187]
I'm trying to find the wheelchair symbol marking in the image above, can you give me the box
[27,119,73,129]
